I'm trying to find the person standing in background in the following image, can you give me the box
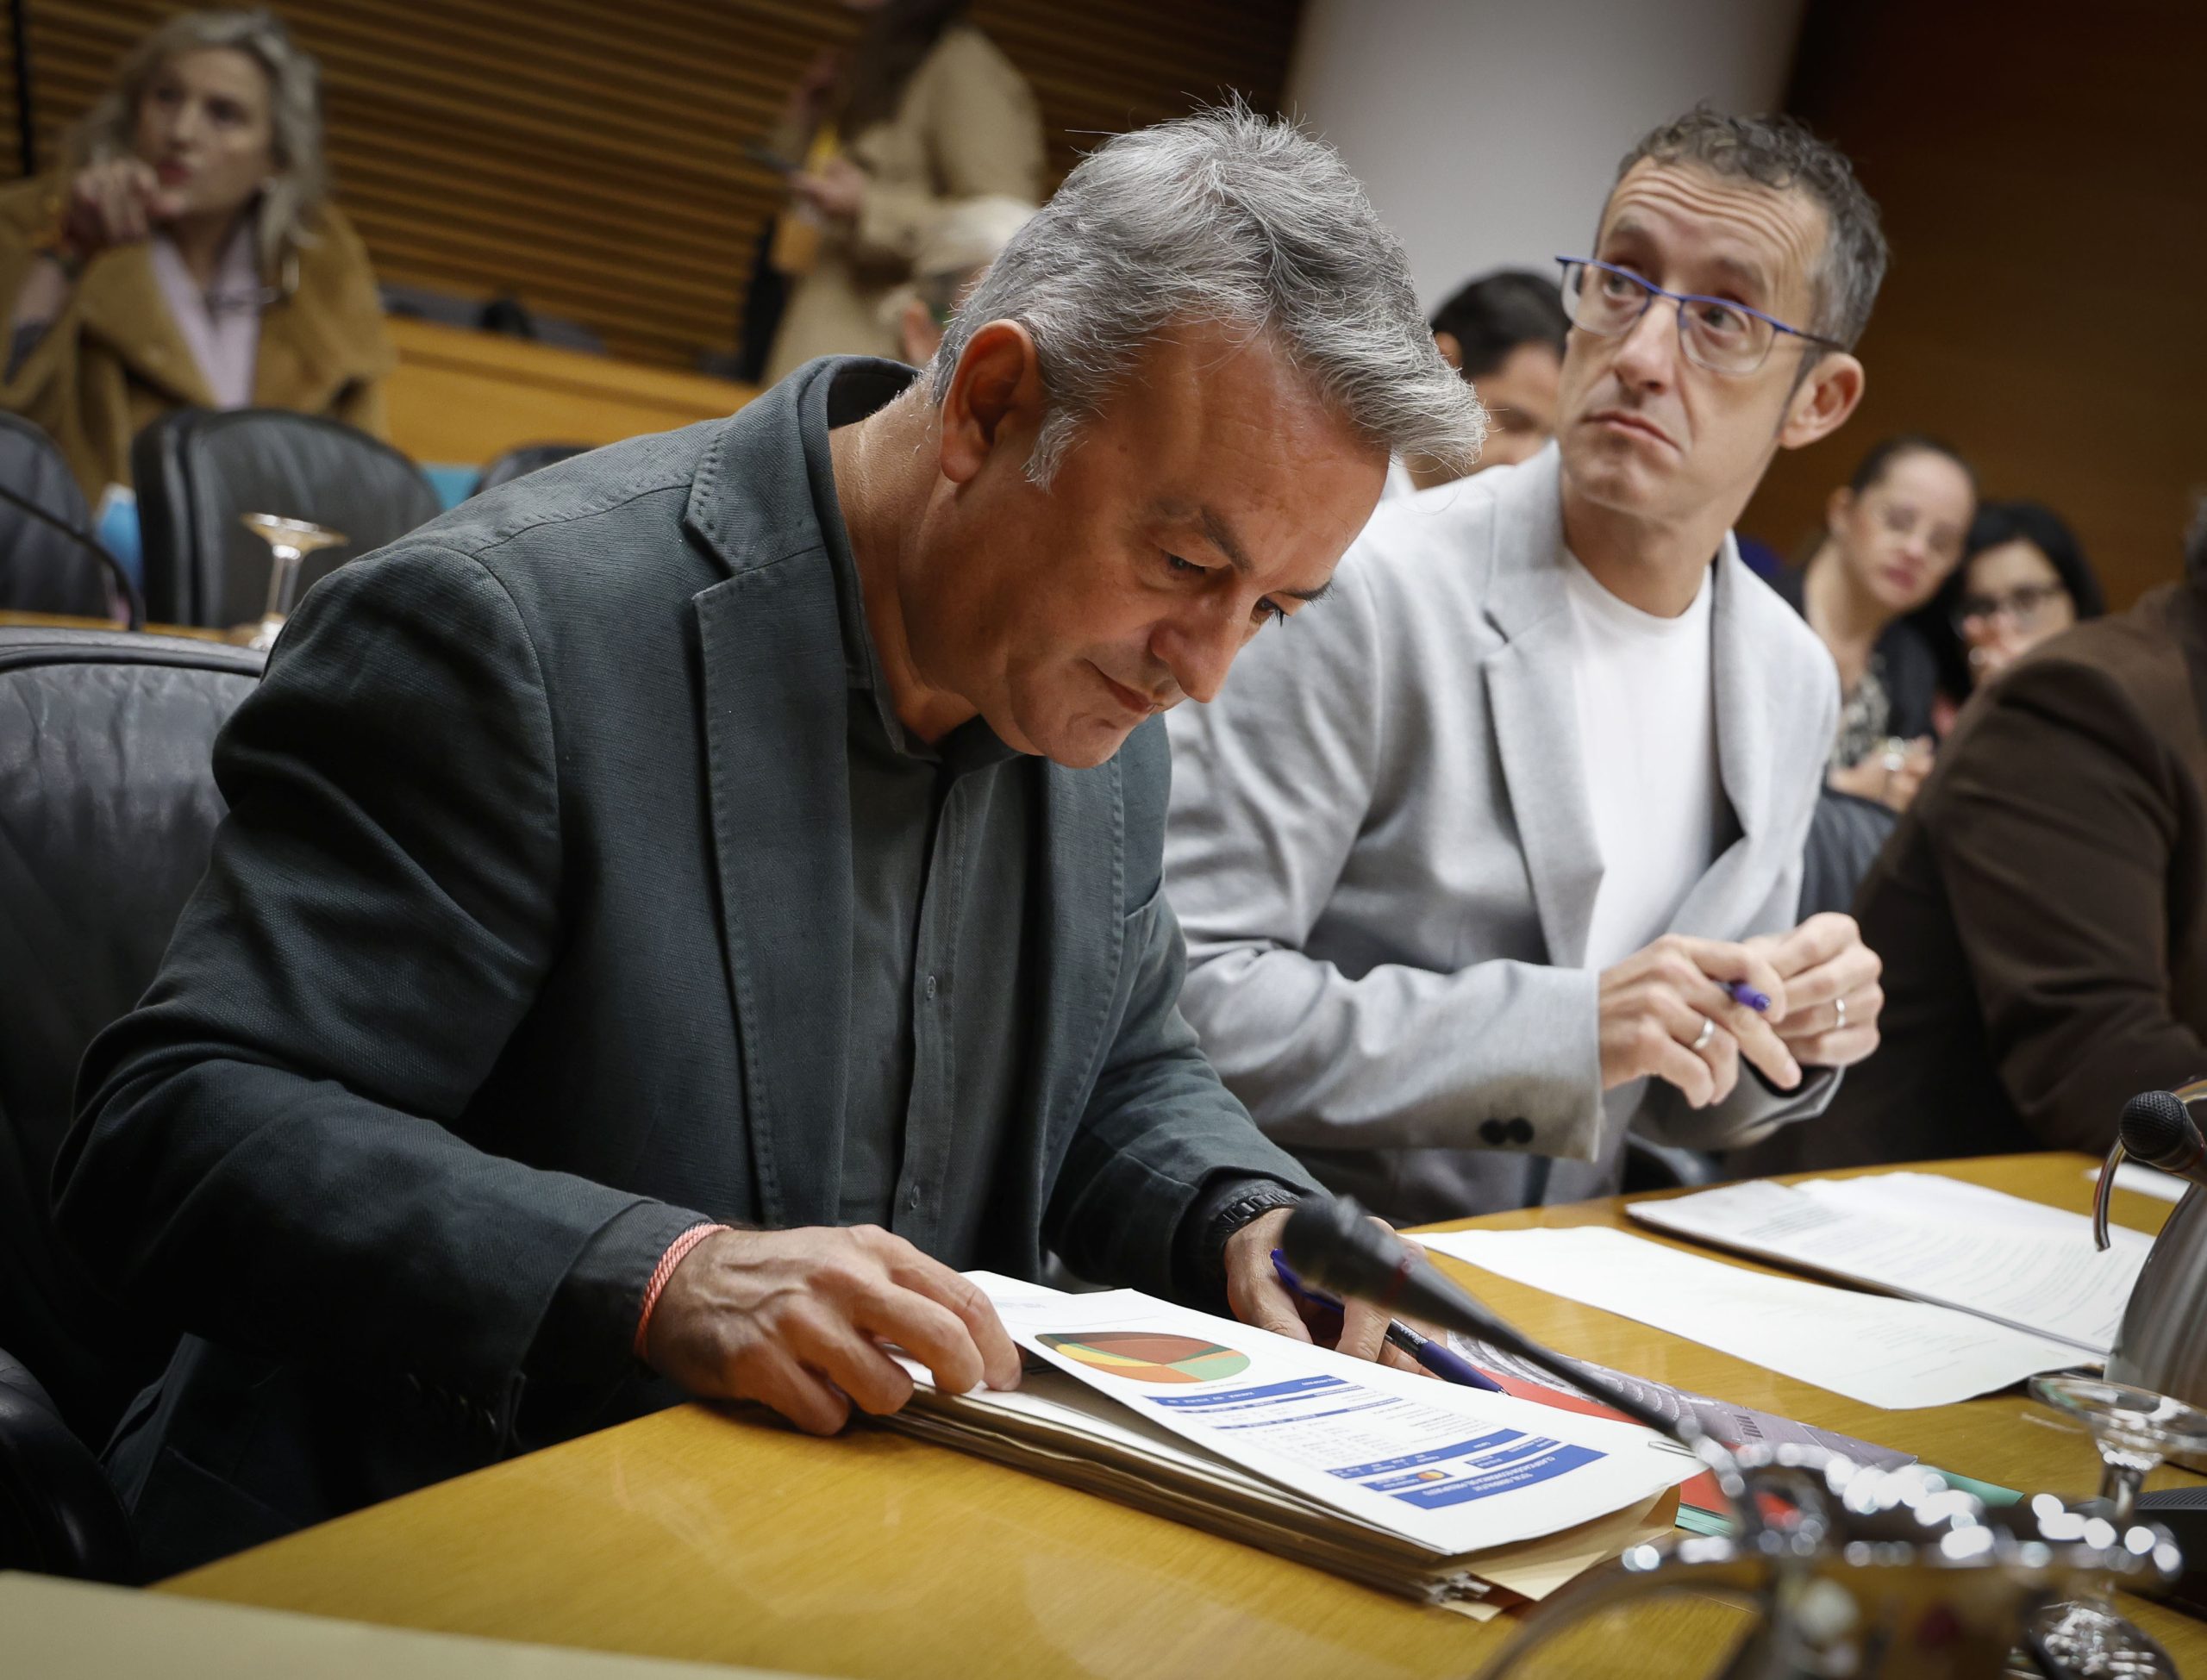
[1772,435,1976,812]
[763,0,1043,380]
[0,9,391,501]
[1386,268,1568,497]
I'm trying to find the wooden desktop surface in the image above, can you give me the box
[0,610,229,641]
[159,1154,2207,1676]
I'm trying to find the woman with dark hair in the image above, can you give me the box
[0,8,390,499]
[762,0,1043,380]
[1774,434,1977,811]
[1923,500,2107,732]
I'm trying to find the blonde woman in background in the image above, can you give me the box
[763,0,1043,381]
[0,9,391,500]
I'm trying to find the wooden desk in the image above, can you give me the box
[0,609,229,643]
[385,318,758,468]
[159,1155,2207,1676]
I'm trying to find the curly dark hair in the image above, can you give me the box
[1613,106,1888,350]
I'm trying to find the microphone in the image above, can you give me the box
[1281,1195,1700,1452]
[2121,1090,2207,1185]
[0,480,145,631]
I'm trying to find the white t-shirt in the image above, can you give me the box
[1560,553,1722,971]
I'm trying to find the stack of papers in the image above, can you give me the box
[1625,1173,2148,1356]
[1416,1225,2094,1410]
[883,1274,1693,1616]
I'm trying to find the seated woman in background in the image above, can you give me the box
[1773,434,1977,812]
[1926,499,2108,735]
[1746,502,2207,1172]
[0,9,391,501]
[762,0,1043,381]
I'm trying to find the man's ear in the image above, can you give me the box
[940,318,1047,486]
[1779,350,1865,452]
[1433,329,1464,372]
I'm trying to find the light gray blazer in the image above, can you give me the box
[1162,444,1843,1224]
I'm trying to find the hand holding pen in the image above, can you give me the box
[1594,934,1800,1110]
[1270,1251,1503,1391]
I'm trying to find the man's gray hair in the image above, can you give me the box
[929,102,1484,486]
[1615,107,1888,352]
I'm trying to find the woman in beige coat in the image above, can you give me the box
[763,0,1044,381]
[0,9,392,502]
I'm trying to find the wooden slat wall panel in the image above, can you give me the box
[0,2,20,180]
[22,1,1301,369]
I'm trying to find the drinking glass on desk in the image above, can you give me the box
[233,514,345,651]
[2025,1375,2207,1677]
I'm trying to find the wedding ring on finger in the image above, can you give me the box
[1834,994,1848,1033]
[1691,1015,1716,1053]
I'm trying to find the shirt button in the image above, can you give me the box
[905,1184,922,1210]
[924,974,939,1001]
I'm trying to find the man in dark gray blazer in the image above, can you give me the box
[56,108,1483,1572]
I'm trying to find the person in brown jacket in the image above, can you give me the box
[0,9,392,503]
[1747,507,2207,1170]
[763,0,1044,381]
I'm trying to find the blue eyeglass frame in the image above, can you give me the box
[1554,256,1843,369]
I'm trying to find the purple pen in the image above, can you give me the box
[1728,982,1772,1012]
[1270,1249,1504,1392]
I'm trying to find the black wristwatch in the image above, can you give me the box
[1197,1180,1308,1292]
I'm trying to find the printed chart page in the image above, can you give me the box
[972,1279,1693,1558]
[1418,1226,2090,1410]
[1625,1174,2147,1354]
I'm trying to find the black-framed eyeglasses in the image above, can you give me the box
[1954,582,2072,633]
[1555,257,1842,377]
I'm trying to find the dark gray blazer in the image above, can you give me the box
[57,361,1318,1573]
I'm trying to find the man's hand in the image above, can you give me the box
[643,1224,1022,1435]
[1597,934,1799,1107]
[1746,912,1883,1070]
[1222,1208,1435,1377]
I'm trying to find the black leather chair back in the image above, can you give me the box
[0,1344,137,1581]
[132,409,441,628]
[475,441,591,496]
[0,628,264,1452]
[0,414,110,618]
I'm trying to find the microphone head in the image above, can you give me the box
[1280,1195,1407,1300]
[2121,1089,2200,1171]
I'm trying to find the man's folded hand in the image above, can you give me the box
[643,1224,1023,1434]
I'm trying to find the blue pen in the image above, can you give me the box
[1270,1250,1503,1392]
[1728,982,1772,1012]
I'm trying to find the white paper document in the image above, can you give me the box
[2088,1161,2191,1204]
[959,1276,1691,1559]
[1418,1225,2091,1410]
[1624,1173,2147,1355]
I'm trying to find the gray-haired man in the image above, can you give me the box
[1164,110,1890,1225]
[59,107,1480,1571]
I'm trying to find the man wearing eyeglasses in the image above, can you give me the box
[1160,109,1891,1221]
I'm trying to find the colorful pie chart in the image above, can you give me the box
[1039,1331,1252,1384]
